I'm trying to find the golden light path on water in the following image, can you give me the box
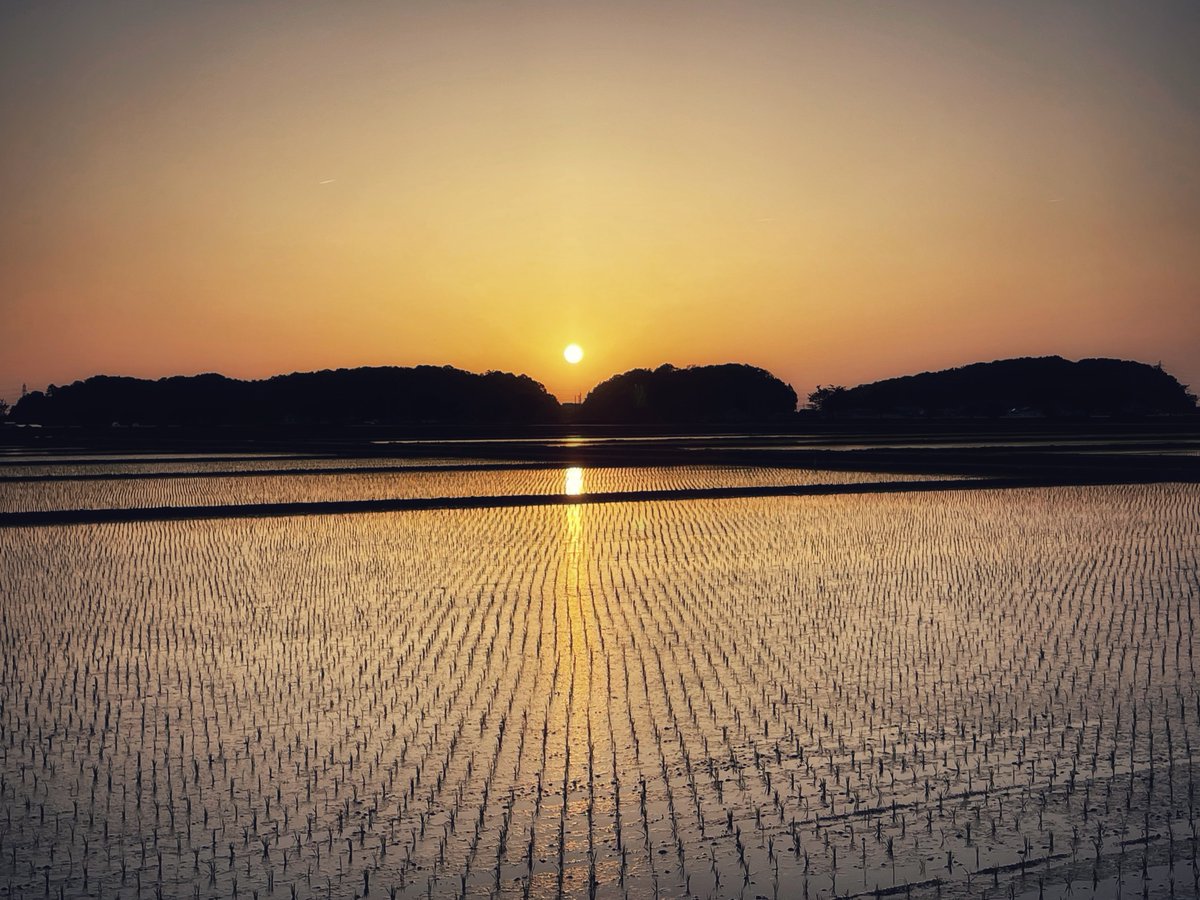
[564,467,584,497]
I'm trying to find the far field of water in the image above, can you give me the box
[0,452,1197,899]
[0,463,948,514]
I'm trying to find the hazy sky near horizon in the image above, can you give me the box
[2,1,1199,404]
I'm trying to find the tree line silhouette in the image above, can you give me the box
[807,356,1197,418]
[578,364,798,423]
[4,357,1195,427]
[7,367,559,427]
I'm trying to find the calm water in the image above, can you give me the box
[0,466,1197,899]
[0,465,945,514]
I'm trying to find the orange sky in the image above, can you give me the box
[2,2,1198,405]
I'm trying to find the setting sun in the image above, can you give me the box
[563,344,584,365]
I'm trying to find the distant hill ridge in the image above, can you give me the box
[808,356,1197,417]
[6,356,1194,426]
[580,363,798,423]
[8,366,560,426]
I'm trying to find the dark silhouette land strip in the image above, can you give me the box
[0,453,337,468]
[8,355,1192,427]
[8,366,560,427]
[0,461,568,484]
[2,472,1194,528]
[579,363,797,422]
[808,356,1196,417]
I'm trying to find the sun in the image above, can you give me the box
[563,343,584,364]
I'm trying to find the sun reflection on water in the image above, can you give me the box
[564,467,584,496]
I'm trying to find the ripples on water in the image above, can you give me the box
[0,461,1197,899]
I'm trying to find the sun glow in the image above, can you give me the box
[564,467,584,496]
[563,344,584,365]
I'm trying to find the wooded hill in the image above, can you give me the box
[579,364,798,423]
[808,357,1196,417]
[9,367,561,427]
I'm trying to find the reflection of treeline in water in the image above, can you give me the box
[6,356,1196,427]
[809,356,1197,418]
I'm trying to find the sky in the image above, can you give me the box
[2,1,1198,405]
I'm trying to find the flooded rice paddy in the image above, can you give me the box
[0,461,1197,899]
[0,466,942,515]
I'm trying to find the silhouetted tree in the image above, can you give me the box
[9,366,561,427]
[807,385,848,414]
[580,363,797,423]
[806,357,1197,418]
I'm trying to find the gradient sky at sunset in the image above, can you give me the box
[2,1,1198,405]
